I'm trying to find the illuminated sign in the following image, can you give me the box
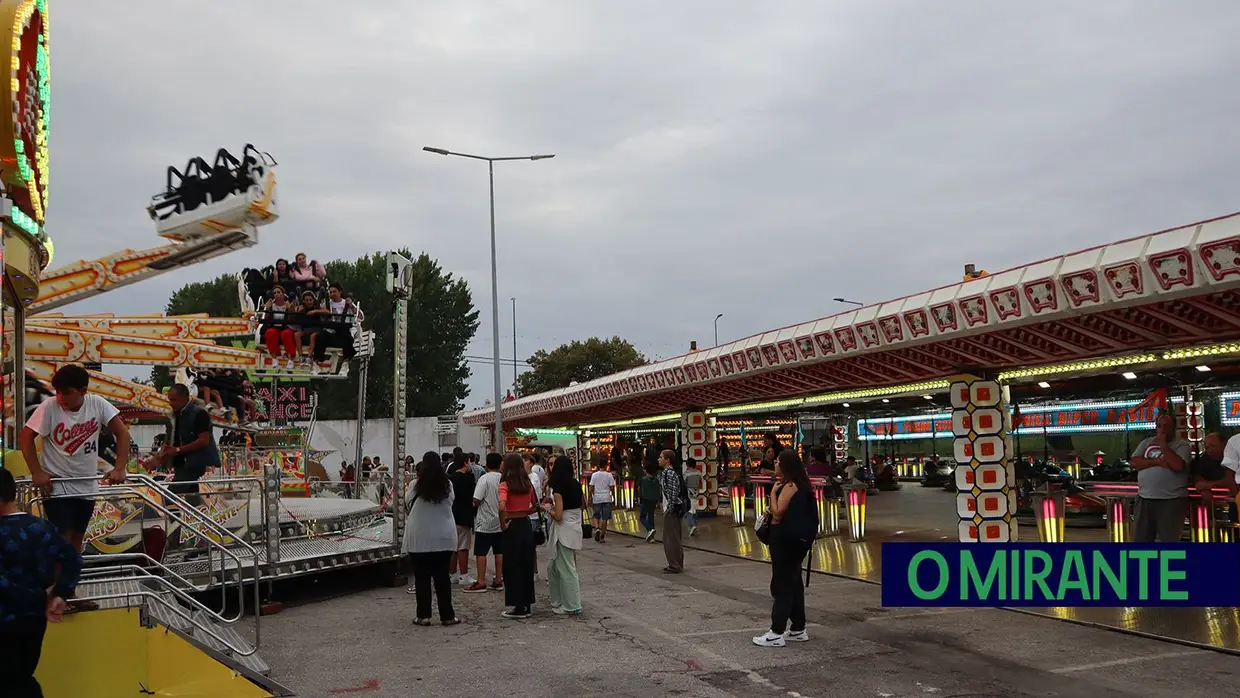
[858,398,1184,440]
[254,383,313,422]
[857,413,952,440]
[1220,393,1240,427]
[0,0,50,229]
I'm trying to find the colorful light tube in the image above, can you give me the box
[729,484,746,526]
[1032,491,1065,543]
[846,486,866,542]
[1104,497,1131,543]
[752,476,772,519]
[1191,500,1215,543]
[814,483,842,537]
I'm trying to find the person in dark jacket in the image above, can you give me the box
[0,467,84,697]
[449,454,478,585]
[157,384,220,507]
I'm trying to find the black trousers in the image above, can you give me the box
[409,551,456,621]
[502,517,536,609]
[769,538,810,634]
[0,616,47,698]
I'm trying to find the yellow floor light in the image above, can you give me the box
[1032,491,1066,543]
[846,486,867,542]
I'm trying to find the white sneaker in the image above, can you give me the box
[783,629,809,642]
[645,530,656,543]
[752,631,785,648]
[458,575,476,587]
[450,572,460,584]
[689,526,698,537]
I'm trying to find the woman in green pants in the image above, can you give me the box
[545,455,585,615]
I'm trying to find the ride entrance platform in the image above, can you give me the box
[607,487,1240,655]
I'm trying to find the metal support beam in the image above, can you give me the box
[352,359,369,499]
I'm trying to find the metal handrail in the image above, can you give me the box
[27,487,247,613]
[126,473,263,647]
[22,477,259,638]
[78,562,256,652]
[72,585,257,657]
[82,551,221,597]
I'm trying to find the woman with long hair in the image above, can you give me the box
[260,285,298,362]
[544,455,585,615]
[402,452,460,626]
[498,452,538,618]
[753,449,816,647]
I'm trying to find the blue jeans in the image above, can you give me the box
[639,499,656,532]
[686,490,698,528]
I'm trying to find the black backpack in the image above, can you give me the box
[781,488,818,545]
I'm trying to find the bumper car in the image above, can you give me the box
[1015,463,1106,527]
[922,460,954,488]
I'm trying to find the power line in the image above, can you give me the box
[465,355,530,366]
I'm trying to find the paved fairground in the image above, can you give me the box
[263,529,1240,698]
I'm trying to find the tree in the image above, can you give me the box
[151,250,479,420]
[515,337,647,396]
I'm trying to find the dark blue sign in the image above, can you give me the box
[881,543,1240,607]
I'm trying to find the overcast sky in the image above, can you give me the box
[49,1,1240,411]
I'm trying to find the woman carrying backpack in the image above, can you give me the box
[753,449,816,648]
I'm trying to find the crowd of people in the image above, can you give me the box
[186,368,258,424]
[400,449,584,622]
[243,255,362,369]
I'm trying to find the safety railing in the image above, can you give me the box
[20,474,262,647]
[1056,482,1239,544]
[75,562,257,656]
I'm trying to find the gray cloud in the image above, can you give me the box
[46,1,1240,407]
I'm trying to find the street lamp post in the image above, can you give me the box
[424,146,555,448]
[714,313,723,346]
[511,297,518,395]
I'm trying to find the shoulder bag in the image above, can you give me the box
[532,491,548,546]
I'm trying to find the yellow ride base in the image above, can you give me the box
[36,608,272,698]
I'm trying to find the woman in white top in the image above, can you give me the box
[402,452,461,626]
[544,455,585,615]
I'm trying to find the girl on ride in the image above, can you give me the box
[260,285,299,365]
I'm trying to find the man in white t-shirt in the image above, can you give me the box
[464,453,504,593]
[19,365,130,606]
[589,465,616,543]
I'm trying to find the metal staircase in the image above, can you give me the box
[22,475,292,696]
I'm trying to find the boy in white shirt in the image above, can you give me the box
[589,465,616,543]
[19,365,131,610]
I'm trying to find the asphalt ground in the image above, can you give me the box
[261,534,1240,697]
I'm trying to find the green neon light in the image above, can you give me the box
[7,205,41,238]
[515,428,578,436]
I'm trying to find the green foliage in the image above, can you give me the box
[515,336,647,396]
[151,250,479,419]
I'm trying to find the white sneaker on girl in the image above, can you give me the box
[751,631,785,647]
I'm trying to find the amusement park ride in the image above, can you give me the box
[0,3,414,694]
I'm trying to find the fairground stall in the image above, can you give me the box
[464,209,1240,652]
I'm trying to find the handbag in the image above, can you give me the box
[755,511,772,545]
[531,492,547,546]
[582,507,594,539]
